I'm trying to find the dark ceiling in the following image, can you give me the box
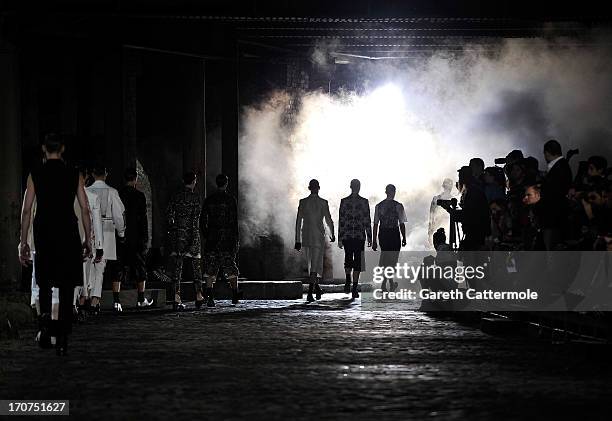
[2,1,611,59]
[2,0,612,18]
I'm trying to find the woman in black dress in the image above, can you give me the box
[19,133,92,356]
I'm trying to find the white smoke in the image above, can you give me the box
[239,35,612,277]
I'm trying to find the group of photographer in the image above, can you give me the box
[442,140,611,254]
[493,141,608,252]
[431,140,611,304]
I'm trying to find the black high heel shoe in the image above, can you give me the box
[195,299,205,310]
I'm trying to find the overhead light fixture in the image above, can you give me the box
[334,58,351,64]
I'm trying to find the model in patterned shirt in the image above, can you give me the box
[166,171,203,310]
[201,174,241,307]
[338,179,372,298]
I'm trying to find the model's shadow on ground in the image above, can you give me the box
[286,295,360,311]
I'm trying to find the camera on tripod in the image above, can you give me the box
[436,197,461,250]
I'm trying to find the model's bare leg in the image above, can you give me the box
[228,275,239,304]
[192,258,204,308]
[51,287,59,320]
[172,255,184,305]
[206,274,215,289]
[306,280,315,302]
[51,288,60,346]
[344,268,352,293]
[352,270,361,298]
[135,280,154,308]
[205,274,216,307]
[88,260,104,312]
[306,271,317,302]
[314,272,323,300]
[37,283,53,349]
[72,287,79,306]
[112,280,122,312]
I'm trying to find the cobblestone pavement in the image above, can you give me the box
[1,293,612,420]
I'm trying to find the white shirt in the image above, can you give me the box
[74,191,104,250]
[547,156,562,171]
[87,180,126,260]
[295,194,334,247]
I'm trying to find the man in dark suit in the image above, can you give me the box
[541,139,572,250]
[118,168,153,308]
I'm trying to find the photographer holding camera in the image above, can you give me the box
[437,166,489,289]
[453,166,491,252]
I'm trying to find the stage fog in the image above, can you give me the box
[238,35,612,279]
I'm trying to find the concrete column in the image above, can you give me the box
[133,50,206,248]
[182,58,206,191]
[0,41,22,291]
[221,29,239,199]
[205,61,223,196]
[103,46,124,188]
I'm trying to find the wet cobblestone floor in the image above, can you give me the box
[1,293,612,420]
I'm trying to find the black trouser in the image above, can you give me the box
[38,281,73,335]
[172,255,203,296]
[343,238,365,272]
[378,227,401,269]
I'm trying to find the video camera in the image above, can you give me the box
[495,149,525,166]
[436,197,458,213]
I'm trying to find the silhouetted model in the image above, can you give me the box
[167,171,203,310]
[201,174,240,307]
[19,133,92,356]
[119,167,153,309]
[295,179,335,302]
[338,179,372,299]
[373,184,407,292]
[76,171,104,316]
[87,165,126,312]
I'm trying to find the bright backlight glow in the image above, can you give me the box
[292,84,444,216]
